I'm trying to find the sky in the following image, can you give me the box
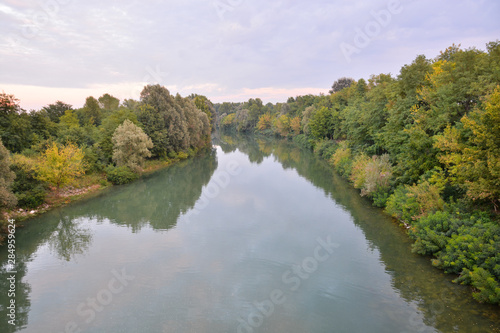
[0,0,499,110]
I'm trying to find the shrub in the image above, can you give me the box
[408,208,500,305]
[329,144,352,177]
[350,153,392,198]
[386,178,444,223]
[11,154,47,209]
[313,140,338,160]
[350,153,371,190]
[466,267,500,304]
[105,166,138,185]
[385,185,420,223]
[177,151,189,160]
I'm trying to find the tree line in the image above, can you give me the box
[0,84,213,229]
[219,41,500,304]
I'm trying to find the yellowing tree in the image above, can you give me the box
[290,116,301,135]
[36,142,85,189]
[435,86,500,210]
[112,120,153,172]
[275,115,291,137]
[256,113,272,130]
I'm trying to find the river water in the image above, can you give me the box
[0,135,498,333]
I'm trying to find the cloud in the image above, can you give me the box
[0,0,498,109]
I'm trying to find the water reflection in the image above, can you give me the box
[0,148,217,332]
[0,137,498,333]
[215,133,500,333]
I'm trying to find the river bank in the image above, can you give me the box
[0,151,204,244]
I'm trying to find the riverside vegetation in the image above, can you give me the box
[1,41,498,306]
[217,42,500,305]
[0,84,213,240]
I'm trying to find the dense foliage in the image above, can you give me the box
[218,42,500,304]
[0,85,212,226]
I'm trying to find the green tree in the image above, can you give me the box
[80,96,102,126]
[309,107,335,140]
[0,139,17,218]
[42,101,73,123]
[98,108,139,163]
[112,120,153,172]
[98,94,120,111]
[329,77,355,94]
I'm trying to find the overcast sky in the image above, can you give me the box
[0,0,499,110]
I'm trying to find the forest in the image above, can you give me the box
[217,42,500,304]
[0,84,213,233]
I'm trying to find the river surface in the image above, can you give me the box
[1,135,499,333]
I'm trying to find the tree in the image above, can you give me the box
[290,116,301,135]
[112,120,153,172]
[80,96,102,126]
[42,101,73,123]
[275,115,291,137]
[140,84,189,154]
[35,142,86,190]
[309,107,335,139]
[435,86,500,210]
[98,94,120,111]
[192,95,215,132]
[98,108,139,163]
[257,114,273,131]
[0,139,17,216]
[329,77,355,94]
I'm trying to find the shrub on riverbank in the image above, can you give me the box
[105,166,139,185]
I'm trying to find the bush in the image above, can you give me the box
[329,144,352,177]
[313,140,338,160]
[177,151,189,160]
[11,154,47,209]
[466,267,500,304]
[350,153,392,198]
[105,166,138,185]
[15,186,46,209]
[386,178,444,222]
[385,185,420,223]
[408,208,500,304]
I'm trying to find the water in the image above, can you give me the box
[1,135,498,333]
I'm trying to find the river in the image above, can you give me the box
[0,135,498,333]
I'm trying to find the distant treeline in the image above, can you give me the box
[0,84,213,228]
[218,42,500,304]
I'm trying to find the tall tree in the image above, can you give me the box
[112,120,153,172]
[98,94,120,111]
[80,96,102,126]
[329,77,355,94]
[42,101,73,123]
